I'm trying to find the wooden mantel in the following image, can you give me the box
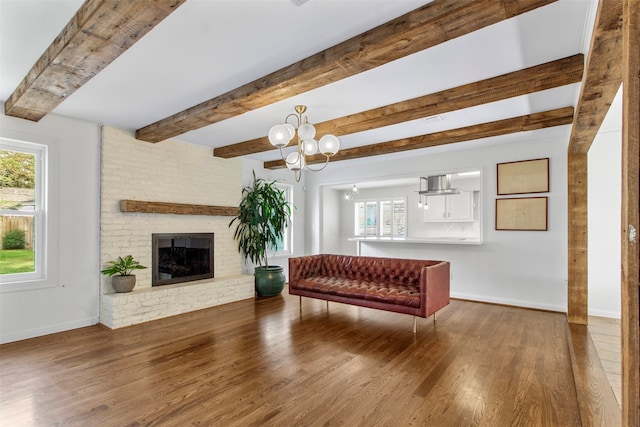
[120,200,238,217]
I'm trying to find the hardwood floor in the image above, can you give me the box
[588,316,622,407]
[0,295,581,426]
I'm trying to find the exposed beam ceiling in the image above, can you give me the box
[264,106,574,169]
[135,0,557,144]
[2,0,594,169]
[215,54,583,159]
[567,0,623,154]
[3,0,187,122]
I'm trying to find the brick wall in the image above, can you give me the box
[100,274,254,328]
[100,126,253,327]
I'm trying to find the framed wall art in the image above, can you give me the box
[495,197,548,231]
[497,158,549,195]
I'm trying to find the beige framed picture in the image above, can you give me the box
[497,158,549,195]
[495,197,548,231]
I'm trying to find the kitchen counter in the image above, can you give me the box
[347,236,482,254]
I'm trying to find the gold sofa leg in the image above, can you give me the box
[413,317,417,334]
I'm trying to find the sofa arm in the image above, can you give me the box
[288,255,323,284]
[422,261,450,317]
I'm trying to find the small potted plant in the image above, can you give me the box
[101,255,147,293]
[229,171,292,296]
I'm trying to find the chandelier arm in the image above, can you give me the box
[284,113,300,127]
[278,146,306,167]
[304,155,331,172]
[277,146,286,162]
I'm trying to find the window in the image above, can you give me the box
[0,137,49,288]
[272,183,293,256]
[355,198,406,238]
[354,201,377,237]
[380,199,406,237]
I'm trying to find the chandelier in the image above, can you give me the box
[268,105,340,182]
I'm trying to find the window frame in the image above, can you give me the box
[0,136,55,292]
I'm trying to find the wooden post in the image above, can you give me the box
[621,0,640,424]
[568,152,588,325]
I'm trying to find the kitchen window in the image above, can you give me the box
[354,198,406,238]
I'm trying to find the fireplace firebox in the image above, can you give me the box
[152,233,214,286]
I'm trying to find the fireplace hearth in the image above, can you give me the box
[152,233,214,286]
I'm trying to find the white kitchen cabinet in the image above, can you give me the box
[423,196,446,221]
[423,190,474,222]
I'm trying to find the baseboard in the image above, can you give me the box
[587,309,621,319]
[0,317,99,345]
[450,292,565,313]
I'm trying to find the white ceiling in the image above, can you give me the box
[0,0,602,164]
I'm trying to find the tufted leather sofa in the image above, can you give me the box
[288,254,450,320]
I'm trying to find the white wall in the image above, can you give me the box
[305,135,570,312]
[587,89,622,318]
[322,187,342,253]
[0,110,100,344]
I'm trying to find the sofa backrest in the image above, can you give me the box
[320,254,440,287]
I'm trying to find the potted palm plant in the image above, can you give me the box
[101,255,147,293]
[229,171,292,297]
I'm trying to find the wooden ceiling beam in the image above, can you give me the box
[136,0,557,143]
[4,0,187,122]
[264,107,574,169]
[567,0,623,154]
[215,54,583,158]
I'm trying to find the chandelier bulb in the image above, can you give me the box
[285,151,305,171]
[268,124,293,148]
[319,134,340,155]
[302,139,318,155]
[298,123,316,140]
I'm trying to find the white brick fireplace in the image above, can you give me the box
[99,126,253,328]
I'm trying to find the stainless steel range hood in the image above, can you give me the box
[418,175,460,196]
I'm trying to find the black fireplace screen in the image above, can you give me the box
[152,233,214,286]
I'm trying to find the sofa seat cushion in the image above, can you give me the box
[294,276,421,308]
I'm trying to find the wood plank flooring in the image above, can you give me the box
[566,322,621,426]
[588,316,622,407]
[0,295,581,426]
